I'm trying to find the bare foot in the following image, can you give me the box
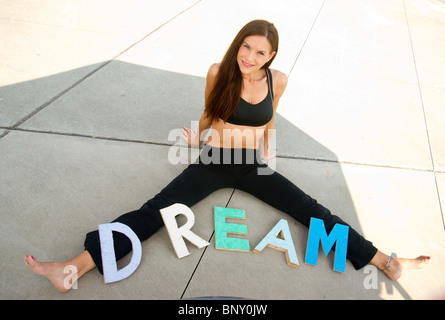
[24,255,74,292]
[383,255,431,281]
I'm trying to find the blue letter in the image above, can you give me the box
[305,217,349,272]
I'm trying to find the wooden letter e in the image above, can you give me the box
[214,207,250,252]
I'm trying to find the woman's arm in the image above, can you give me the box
[181,64,219,146]
[181,112,212,147]
[262,69,288,159]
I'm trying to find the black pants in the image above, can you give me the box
[84,145,377,274]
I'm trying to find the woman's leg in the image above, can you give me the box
[370,250,430,280]
[236,165,430,276]
[24,251,95,293]
[25,162,234,291]
[84,162,233,273]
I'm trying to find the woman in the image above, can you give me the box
[25,20,429,292]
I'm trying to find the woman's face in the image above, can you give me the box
[237,35,276,75]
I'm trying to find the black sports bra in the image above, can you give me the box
[225,68,274,127]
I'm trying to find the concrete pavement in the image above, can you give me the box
[1,0,444,300]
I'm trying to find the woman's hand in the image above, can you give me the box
[261,145,276,161]
[181,127,201,147]
[262,152,276,161]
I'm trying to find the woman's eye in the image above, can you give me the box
[258,52,265,56]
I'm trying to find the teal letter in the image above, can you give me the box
[214,207,250,252]
[305,217,349,272]
[253,219,299,267]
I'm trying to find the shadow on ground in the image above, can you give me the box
[0,61,412,299]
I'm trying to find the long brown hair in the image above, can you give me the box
[205,20,279,123]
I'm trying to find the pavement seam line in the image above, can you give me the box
[6,0,203,133]
[2,126,443,174]
[179,188,236,299]
[402,0,445,230]
[288,0,326,78]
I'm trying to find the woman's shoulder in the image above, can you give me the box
[269,69,288,85]
[205,63,221,90]
[207,63,221,78]
[269,68,288,96]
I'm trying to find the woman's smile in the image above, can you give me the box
[241,60,255,68]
